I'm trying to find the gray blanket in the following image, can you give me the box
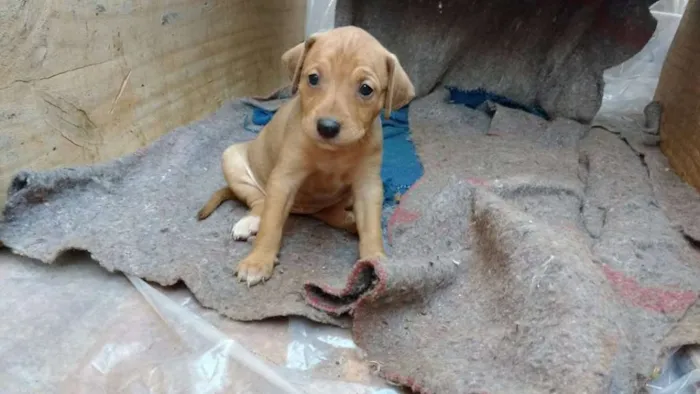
[2,90,700,392]
[335,0,657,123]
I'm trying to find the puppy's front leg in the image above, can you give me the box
[236,165,306,286]
[352,159,386,261]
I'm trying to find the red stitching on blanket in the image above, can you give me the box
[303,259,388,315]
[380,370,434,394]
[602,264,697,314]
[387,207,420,244]
[387,177,426,244]
[466,177,489,186]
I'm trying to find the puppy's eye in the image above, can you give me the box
[308,73,320,86]
[359,83,374,97]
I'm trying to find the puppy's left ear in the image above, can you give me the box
[281,34,320,94]
[384,53,415,118]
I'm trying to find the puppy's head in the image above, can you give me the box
[281,26,415,148]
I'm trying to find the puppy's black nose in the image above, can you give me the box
[316,117,341,139]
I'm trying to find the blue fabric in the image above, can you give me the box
[446,86,550,120]
[378,106,423,205]
[244,104,423,207]
[252,107,274,126]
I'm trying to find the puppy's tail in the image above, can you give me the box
[197,187,235,220]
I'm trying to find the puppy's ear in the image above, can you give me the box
[281,35,319,94]
[384,53,415,118]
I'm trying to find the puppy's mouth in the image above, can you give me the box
[314,134,364,151]
[312,128,364,148]
[303,130,342,149]
[314,139,341,150]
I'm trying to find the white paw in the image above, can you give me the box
[232,215,260,241]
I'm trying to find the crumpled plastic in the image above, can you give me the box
[0,248,397,394]
[600,0,688,114]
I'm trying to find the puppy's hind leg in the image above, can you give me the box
[197,187,235,220]
[221,143,266,241]
[312,198,357,234]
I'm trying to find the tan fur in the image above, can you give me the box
[198,26,415,286]
[197,187,235,220]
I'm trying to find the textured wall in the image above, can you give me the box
[0,0,306,207]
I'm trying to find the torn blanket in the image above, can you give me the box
[2,91,700,393]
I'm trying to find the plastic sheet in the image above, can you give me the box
[600,0,688,114]
[99,276,398,394]
[96,275,301,394]
[0,249,398,393]
[305,0,336,37]
[648,346,700,394]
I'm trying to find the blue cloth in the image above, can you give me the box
[244,104,423,207]
[251,107,274,127]
[378,106,424,205]
[446,86,550,120]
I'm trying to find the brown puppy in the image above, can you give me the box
[198,26,415,286]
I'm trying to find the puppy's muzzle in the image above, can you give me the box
[316,117,341,139]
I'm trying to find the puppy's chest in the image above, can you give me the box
[304,151,361,190]
[292,163,357,213]
[301,166,355,197]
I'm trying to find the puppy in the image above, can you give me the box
[198,26,415,286]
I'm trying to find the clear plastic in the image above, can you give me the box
[92,276,399,394]
[0,247,398,393]
[305,0,336,37]
[36,253,398,393]
[600,0,688,114]
[648,346,700,394]
[105,276,303,394]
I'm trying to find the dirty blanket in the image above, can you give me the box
[334,0,658,123]
[2,90,700,393]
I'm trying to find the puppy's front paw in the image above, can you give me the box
[232,215,260,241]
[235,254,276,286]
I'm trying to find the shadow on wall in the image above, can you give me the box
[323,0,658,123]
